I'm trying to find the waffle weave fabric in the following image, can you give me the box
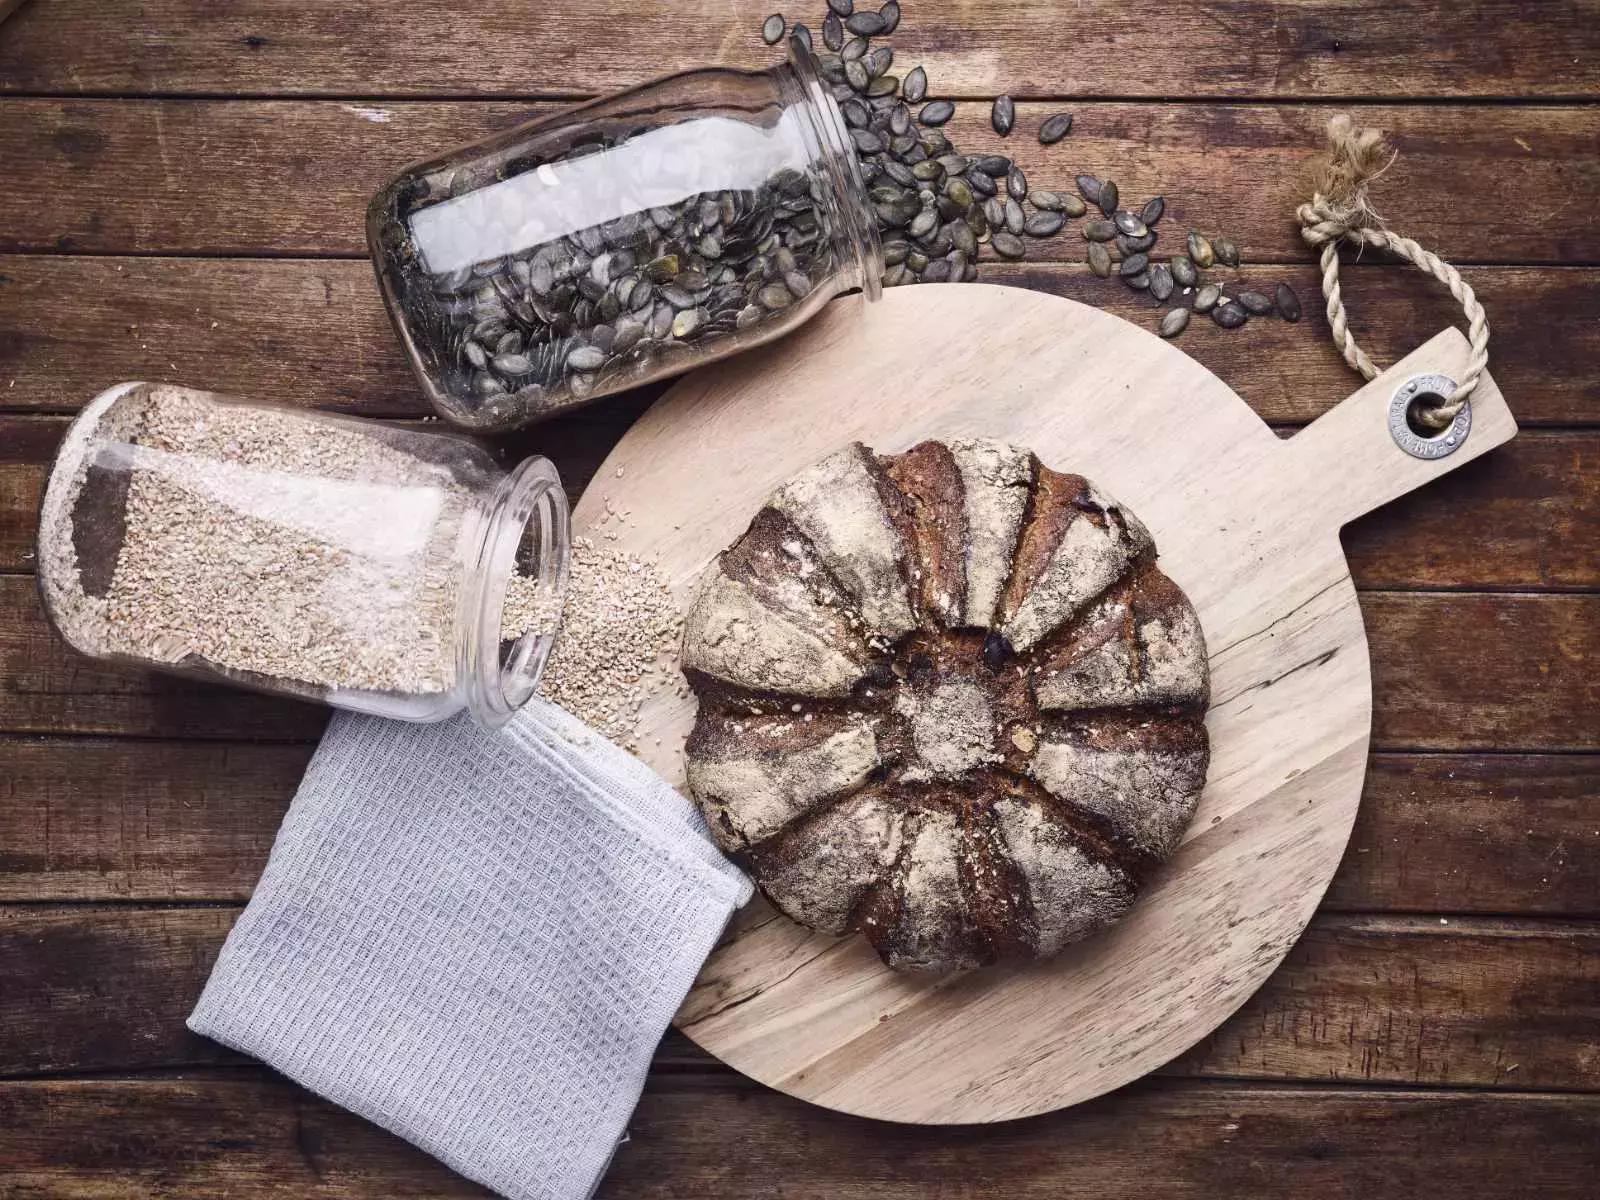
[189,698,752,1200]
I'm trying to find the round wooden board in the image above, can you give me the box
[571,285,1516,1124]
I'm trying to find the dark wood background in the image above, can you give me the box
[2,1,1598,1195]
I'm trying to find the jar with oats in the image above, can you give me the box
[367,44,881,431]
[36,382,570,726]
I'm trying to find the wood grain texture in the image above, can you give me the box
[5,740,1593,912]
[4,906,1599,1088]
[570,288,1516,1120]
[3,100,1595,263]
[2,1073,1599,1199]
[6,259,1595,427]
[3,0,1597,99]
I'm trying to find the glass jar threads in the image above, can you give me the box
[368,45,881,431]
[36,383,569,726]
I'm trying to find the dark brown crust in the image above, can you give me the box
[995,465,1094,629]
[878,440,968,627]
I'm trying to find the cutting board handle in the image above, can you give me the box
[1281,326,1518,529]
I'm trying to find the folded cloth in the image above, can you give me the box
[189,698,752,1200]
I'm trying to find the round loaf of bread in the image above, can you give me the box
[680,439,1210,972]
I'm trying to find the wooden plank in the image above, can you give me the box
[0,737,308,900]
[2,100,1596,263]
[4,737,1595,907]
[5,906,1599,1088]
[2,576,1593,747]
[3,256,1597,428]
[1327,754,1600,915]
[1,1074,1599,1200]
[1364,593,1600,752]
[3,417,1594,588]
[3,0,1598,100]
[6,739,1593,911]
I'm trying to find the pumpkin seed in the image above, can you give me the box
[840,97,869,128]
[912,158,944,181]
[972,155,1011,176]
[1149,263,1174,301]
[757,284,794,310]
[890,102,911,136]
[1039,112,1074,144]
[918,100,955,126]
[1088,242,1112,277]
[1214,236,1241,267]
[992,95,1015,136]
[1187,231,1215,268]
[879,1,901,34]
[903,65,928,102]
[845,59,870,92]
[827,0,853,14]
[991,231,1026,258]
[1030,190,1065,211]
[1116,231,1155,255]
[822,11,844,49]
[790,23,812,53]
[494,352,534,375]
[967,169,998,197]
[566,345,606,371]
[1211,300,1247,328]
[1119,252,1149,277]
[1007,167,1028,200]
[1193,284,1222,313]
[1003,197,1025,235]
[1159,307,1190,339]
[1141,196,1165,226]
[1083,218,1117,242]
[1237,290,1273,316]
[944,176,974,208]
[1076,174,1103,204]
[762,13,786,44]
[1024,211,1066,236]
[1113,210,1149,237]
[842,35,868,60]
[1276,282,1303,322]
[1170,255,1197,287]
[1122,270,1151,291]
[845,11,886,35]
[851,127,884,154]
[1098,179,1119,216]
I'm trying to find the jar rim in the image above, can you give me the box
[781,43,884,303]
[460,455,571,729]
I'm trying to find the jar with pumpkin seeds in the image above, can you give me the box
[368,45,882,431]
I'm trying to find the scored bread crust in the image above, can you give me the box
[681,439,1210,973]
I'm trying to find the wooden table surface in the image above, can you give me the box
[1,2,1598,1196]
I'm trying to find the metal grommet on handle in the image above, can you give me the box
[1389,373,1471,460]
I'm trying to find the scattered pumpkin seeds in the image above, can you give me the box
[1160,307,1190,338]
[1237,290,1274,316]
[1212,300,1248,328]
[919,100,955,126]
[762,13,786,44]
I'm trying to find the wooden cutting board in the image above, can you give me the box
[571,284,1516,1124]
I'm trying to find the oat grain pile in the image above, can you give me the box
[536,535,683,747]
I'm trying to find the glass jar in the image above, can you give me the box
[36,382,569,727]
[367,45,881,431]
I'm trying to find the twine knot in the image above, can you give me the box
[1297,114,1489,430]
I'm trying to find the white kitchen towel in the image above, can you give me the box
[189,698,752,1200]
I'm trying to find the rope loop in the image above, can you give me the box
[1297,115,1490,430]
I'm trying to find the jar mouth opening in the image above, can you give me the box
[783,43,884,304]
[461,455,571,730]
